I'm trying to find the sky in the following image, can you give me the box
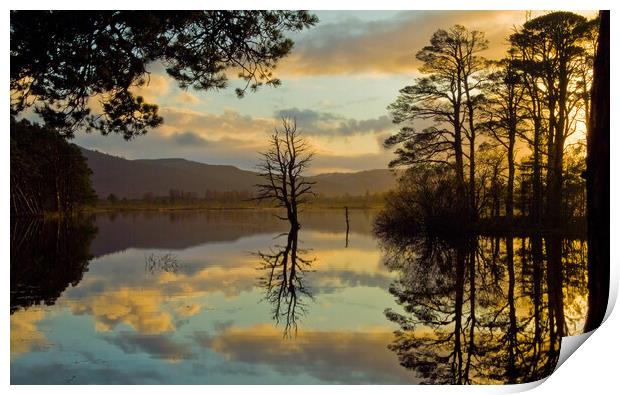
[73,10,597,175]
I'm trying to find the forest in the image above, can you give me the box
[377,12,598,235]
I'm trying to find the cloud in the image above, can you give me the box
[75,105,397,172]
[10,361,165,384]
[336,115,392,135]
[69,287,175,334]
[193,324,417,384]
[158,107,271,140]
[275,107,392,136]
[280,10,596,76]
[175,303,202,317]
[171,131,209,146]
[176,91,200,105]
[159,106,391,141]
[311,151,394,173]
[104,332,197,362]
[11,309,48,359]
[311,269,392,294]
[152,106,392,141]
[130,73,171,103]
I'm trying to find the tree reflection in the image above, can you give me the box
[11,217,97,314]
[256,226,315,337]
[380,233,589,384]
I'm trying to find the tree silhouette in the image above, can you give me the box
[374,164,459,236]
[255,117,315,229]
[255,226,314,337]
[481,57,527,220]
[10,11,318,137]
[584,10,609,332]
[386,25,488,220]
[510,12,594,226]
[384,12,598,231]
[11,117,96,216]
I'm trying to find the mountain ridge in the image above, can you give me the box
[79,146,398,199]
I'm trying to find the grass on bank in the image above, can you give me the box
[82,196,387,213]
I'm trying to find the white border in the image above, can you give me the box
[3,1,618,394]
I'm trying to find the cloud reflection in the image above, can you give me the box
[194,324,417,384]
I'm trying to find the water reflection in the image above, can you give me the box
[379,233,589,384]
[11,210,404,384]
[11,217,97,313]
[145,252,181,274]
[9,210,599,384]
[256,226,315,337]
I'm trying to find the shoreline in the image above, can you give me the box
[12,204,383,220]
[82,206,383,214]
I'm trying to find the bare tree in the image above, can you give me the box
[255,117,315,229]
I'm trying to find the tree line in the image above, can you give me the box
[381,12,598,233]
[106,188,385,208]
[10,117,96,216]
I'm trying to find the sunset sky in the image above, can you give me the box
[73,10,597,174]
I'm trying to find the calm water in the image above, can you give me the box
[10,210,591,384]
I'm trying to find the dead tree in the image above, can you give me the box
[255,117,315,229]
[255,226,314,337]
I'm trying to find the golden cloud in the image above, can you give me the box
[130,73,171,103]
[279,10,597,76]
[176,91,201,105]
[152,106,395,165]
[11,309,48,359]
[69,287,175,334]
[58,238,393,338]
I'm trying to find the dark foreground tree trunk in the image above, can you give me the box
[584,10,609,332]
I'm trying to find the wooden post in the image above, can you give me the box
[345,206,350,248]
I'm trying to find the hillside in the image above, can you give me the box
[80,147,398,199]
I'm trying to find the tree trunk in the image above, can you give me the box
[531,236,543,366]
[464,74,478,221]
[469,137,476,221]
[545,85,558,225]
[506,237,517,383]
[463,238,477,383]
[532,115,543,226]
[453,111,467,216]
[546,235,565,338]
[506,122,516,220]
[584,10,609,332]
[453,245,466,383]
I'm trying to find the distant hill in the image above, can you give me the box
[80,147,398,199]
